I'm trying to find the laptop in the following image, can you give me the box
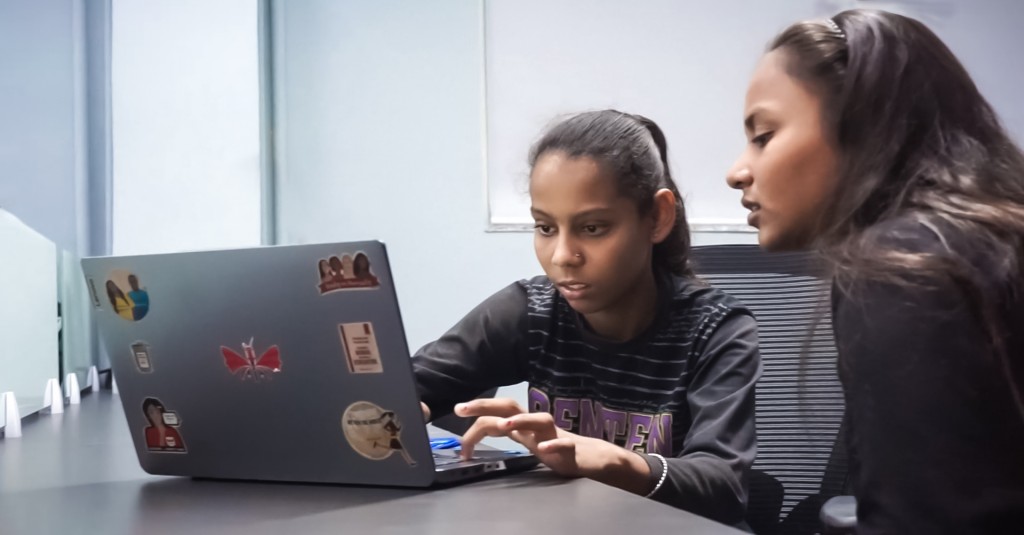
[81,240,537,487]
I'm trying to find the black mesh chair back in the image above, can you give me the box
[691,245,847,535]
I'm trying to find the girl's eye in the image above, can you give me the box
[534,224,554,236]
[582,224,607,236]
[752,131,774,148]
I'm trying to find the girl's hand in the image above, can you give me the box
[455,399,644,482]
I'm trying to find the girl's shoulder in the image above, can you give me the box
[668,274,749,312]
[514,275,557,306]
[660,274,753,332]
[515,275,555,291]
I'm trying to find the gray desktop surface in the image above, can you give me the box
[0,392,746,535]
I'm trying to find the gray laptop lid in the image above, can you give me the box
[82,241,439,487]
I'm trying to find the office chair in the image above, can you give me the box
[691,245,852,535]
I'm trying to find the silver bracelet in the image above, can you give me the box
[645,453,668,498]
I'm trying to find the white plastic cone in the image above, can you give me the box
[1,392,21,438]
[87,366,100,392]
[43,378,64,414]
[64,373,81,405]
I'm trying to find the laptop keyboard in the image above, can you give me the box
[432,455,463,466]
[431,450,478,466]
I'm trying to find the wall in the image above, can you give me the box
[9,0,1022,410]
[482,0,825,230]
[270,0,756,406]
[111,0,261,255]
[0,0,110,416]
[0,0,83,254]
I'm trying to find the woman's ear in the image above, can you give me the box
[651,188,677,244]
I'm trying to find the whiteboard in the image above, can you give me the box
[483,0,1024,231]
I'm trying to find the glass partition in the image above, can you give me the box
[0,210,59,423]
[58,250,99,392]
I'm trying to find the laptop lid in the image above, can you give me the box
[82,241,443,487]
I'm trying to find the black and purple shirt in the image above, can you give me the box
[413,272,761,524]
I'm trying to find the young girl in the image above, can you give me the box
[413,110,761,524]
[727,9,1024,533]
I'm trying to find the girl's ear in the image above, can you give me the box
[651,189,677,244]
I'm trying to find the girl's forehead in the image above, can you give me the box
[531,154,621,201]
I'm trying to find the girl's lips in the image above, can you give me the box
[557,281,590,300]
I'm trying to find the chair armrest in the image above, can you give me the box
[820,495,857,534]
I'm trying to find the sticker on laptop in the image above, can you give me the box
[221,338,282,381]
[104,270,150,321]
[86,278,102,309]
[338,322,384,374]
[341,401,417,466]
[142,397,187,453]
[316,251,381,294]
[130,341,154,373]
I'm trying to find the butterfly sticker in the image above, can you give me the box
[220,338,282,381]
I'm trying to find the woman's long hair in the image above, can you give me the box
[772,9,1024,414]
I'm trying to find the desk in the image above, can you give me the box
[0,392,745,535]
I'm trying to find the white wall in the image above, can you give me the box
[108,0,1024,409]
[483,0,1024,232]
[272,1,759,350]
[0,0,84,254]
[271,1,756,405]
[483,0,825,231]
[273,0,529,354]
[111,0,261,255]
[0,0,110,416]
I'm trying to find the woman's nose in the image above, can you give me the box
[726,164,753,190]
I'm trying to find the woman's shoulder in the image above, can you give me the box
[860,215,958,254]
[832,215,1024,341]
[850,214,1015,293]
[860,214,1003,267]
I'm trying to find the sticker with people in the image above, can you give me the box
[142,397,187,453]
[316,252,381,295]
[105,270,150,321]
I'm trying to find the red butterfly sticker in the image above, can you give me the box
[220,338,282,381]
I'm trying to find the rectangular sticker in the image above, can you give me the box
[338,322,384,374]
[131,342,154,373]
